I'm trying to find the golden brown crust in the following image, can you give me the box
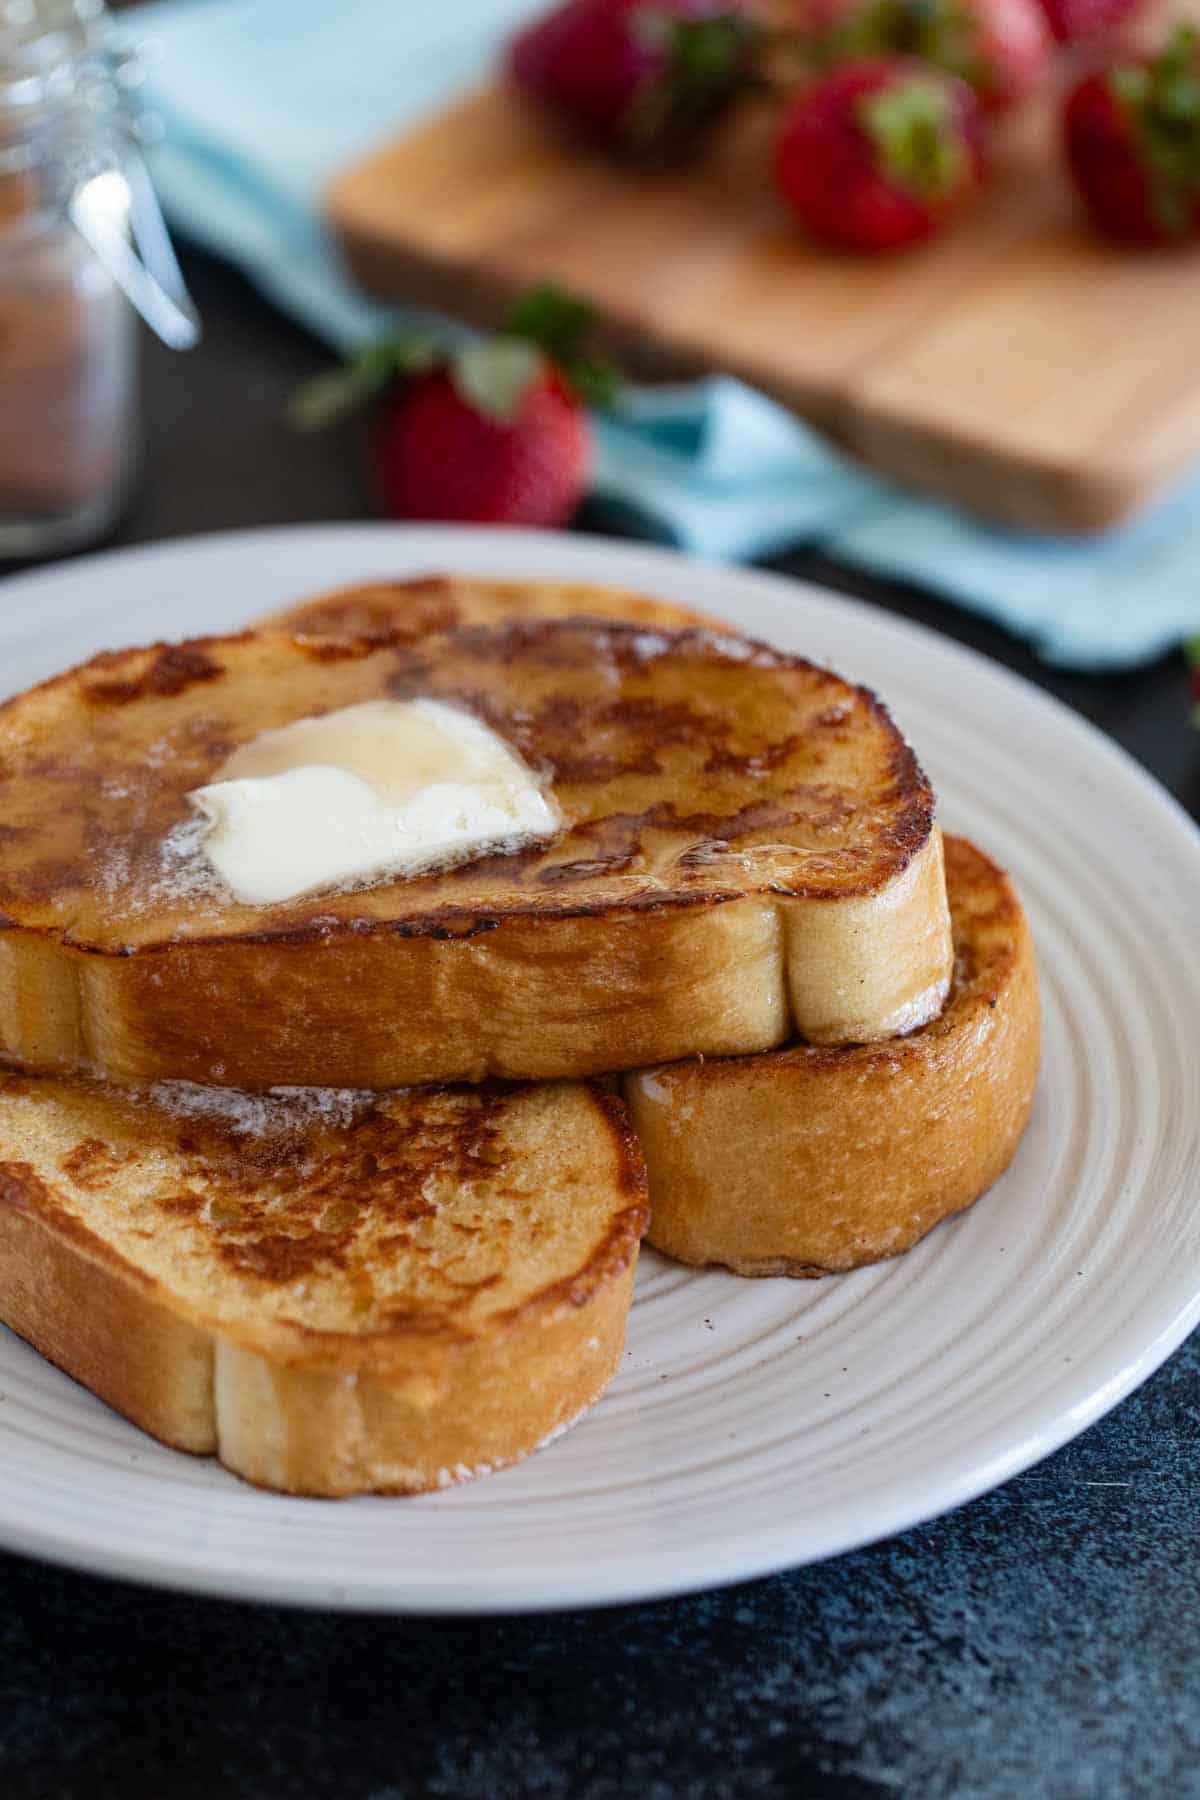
[0,1075,648,1493]
[625,836,1041,1276]
[0,606,952,1085]
[262,573,734,642]
[214,1262,636,1496]
[0,618,933,933]
[0,1159,216,1452]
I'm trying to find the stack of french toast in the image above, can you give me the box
[0,574,1039,1496]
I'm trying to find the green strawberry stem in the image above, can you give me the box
[828,0,982,88]
[291,284,620,430]
[859,75,967,201]
[624,10,764,157]
[290,335,441,430]
[1110,25,1200,238]
[505,286,620,408]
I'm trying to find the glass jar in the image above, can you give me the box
[0,1,195,558]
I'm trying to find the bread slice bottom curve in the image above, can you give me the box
[625,836,1040,1276]
[0,1076,647,1495]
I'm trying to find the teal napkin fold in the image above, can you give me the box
[125,0,1200,669]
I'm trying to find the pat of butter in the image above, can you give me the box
[188,698,560,905]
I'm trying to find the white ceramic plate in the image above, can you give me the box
[0,525,1197,1613]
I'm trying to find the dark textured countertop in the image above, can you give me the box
[1,249,1198,1800]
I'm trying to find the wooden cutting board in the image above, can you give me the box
[327,68,1200,533]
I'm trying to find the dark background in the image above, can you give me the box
[1,248,1198,1800]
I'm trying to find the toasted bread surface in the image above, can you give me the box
[0,613,951,1087]
[263,573,729,640]
[0,1074,647,1494]
[625,836,1040,1276]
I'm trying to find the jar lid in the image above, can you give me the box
[1,0,126,177]
[0,0,200,348]
[0,1,104,109]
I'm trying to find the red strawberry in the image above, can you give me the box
[1037,0,1147,45]
[373,355,590,527]
[803,0,1051,112]
[506,0,761,161]
[775,58,985,250]
[293,288,617,528]
[1064,25,1200,244]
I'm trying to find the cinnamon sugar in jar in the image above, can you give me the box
[0,151,137,555]
[0,2,189,557]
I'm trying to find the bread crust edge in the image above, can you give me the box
[0,1086,648,1495]
[625,835,1041,1276]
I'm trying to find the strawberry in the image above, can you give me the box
[370,358,589,527]
[1036,0,1147,45]
[294,288,617,528]
[802,0,1051,112]
[775,57,985,249]
[506,0,761,161]
[1064,25,1200,244]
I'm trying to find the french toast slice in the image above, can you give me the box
[0,1072,646,1495]
[625,836,1040,1276]
[262,572,729,640]
[0,614,951,1089]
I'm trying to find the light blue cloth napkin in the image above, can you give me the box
[125,0,1200,669]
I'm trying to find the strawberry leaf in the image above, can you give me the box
[824,0,984,90]
[623,10,762,159]
[291,334,440,429]
[859,75,967,201]
[506,284,621,409]
[294,284,621,433]
[506,285,594,364]
[1110,25,1200,238]
[450,339,546,424]
[563,354,622,410]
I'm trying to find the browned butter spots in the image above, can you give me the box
[287,578,460,646]
[59,1137,132,1191]
[549,748,664,784]
[155,1190,205,1218]
[291,637,379,663]
[704,734,807,777]
[532,799,804,885]
[145,1088,510,1292]
[84,644,224,706]
[0,1159,54,1213]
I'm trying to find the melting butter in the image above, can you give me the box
[189,698,560,906]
